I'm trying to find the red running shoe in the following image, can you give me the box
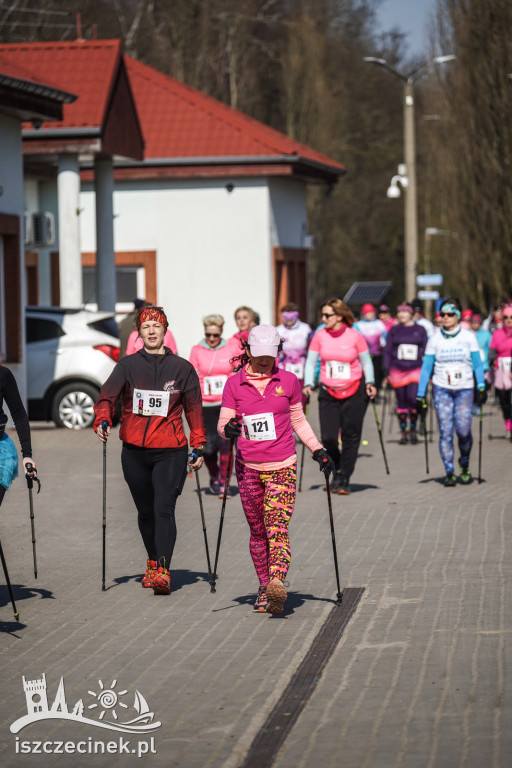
[153,567,171,595]
[141,559,158,588]
[253,585,268,613]
[266,578,287,614]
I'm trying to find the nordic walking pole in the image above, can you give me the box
[372,400,390,474]
[0,536,19,622]
[210,438,235,593]
[24,463,40,579]
[380,383,388,434]
[478,407,483,484]
[422,406,429,475]
[428,383,434,443]
[325,475,343,605]
[190,459,213,580]
[298,400,309,492]
[101,420,109,592]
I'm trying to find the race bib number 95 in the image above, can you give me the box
[242,412,277,441]
[133,389,170,417]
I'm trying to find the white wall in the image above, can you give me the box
[0,113,27,403]
[80,178,276,359]
[268,178,308,247]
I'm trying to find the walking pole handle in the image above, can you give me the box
[25,462,41,493]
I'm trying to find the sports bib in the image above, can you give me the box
[285,361,305,379]
[397,343,418,361]
[445,366,464,386]
[242,412,277,441]
[133,389,170,417]
[203,375,227,396]
[498,356,511,373]
[326,360,351,380]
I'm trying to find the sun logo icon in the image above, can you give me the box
[87,679,129,721]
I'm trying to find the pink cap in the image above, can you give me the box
[248,324,281,357]
[461,309,472,320]
[361,303,375,315]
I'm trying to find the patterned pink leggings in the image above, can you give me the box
[235,459,297,585]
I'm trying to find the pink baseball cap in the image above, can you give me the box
[362,303,375,315]
[248,324,281,357]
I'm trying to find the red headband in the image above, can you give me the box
[136,307,168,329]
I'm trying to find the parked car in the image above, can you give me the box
[26,307,120,429]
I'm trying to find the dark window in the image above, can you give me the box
[26,317,65,343]
[88,317,119,339]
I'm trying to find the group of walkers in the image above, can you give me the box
[1,293,510,617]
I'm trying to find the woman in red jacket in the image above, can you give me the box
[94,307,206,595]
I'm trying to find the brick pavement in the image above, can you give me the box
[0,397,510,767]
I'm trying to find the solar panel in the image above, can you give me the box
[343,281,392,305]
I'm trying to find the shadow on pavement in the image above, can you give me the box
[108,569,211,592]
[212,590,336,617]
[1,584,54,634]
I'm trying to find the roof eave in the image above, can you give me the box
[113,154,345,177]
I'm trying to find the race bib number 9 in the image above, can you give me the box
[397,343,418,361]
[326,360,351,379]
[285,361,305,379]
[203,375,227,396]
[445,367,464,386]
[133,389,170,417]
[242,412,277,441]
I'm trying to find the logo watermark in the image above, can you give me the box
[10,673,161,755]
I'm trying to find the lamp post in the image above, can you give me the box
[364,55,455,300]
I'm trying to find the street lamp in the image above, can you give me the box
[363,54,456,300]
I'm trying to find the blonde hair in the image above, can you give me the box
[321,297,355,327]
[234,306,255,322]
[203,314,224,328]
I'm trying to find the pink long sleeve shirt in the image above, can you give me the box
[218,364,322,471]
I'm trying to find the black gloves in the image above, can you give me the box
[478,388,488,405]
[189,446,205,460]
[312,449,336,479]
[0,413,7,437]
[416,396,428,418]
[225,417,242,439]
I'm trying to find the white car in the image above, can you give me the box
[26,307,120,430]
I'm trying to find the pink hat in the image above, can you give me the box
[461,309,472,320]
[248,324,281,357]
[361,303,375,315]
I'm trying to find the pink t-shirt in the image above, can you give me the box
[221,365,303,463]
[309,326,368,397]
[189,341,235,404]
[490,327,512,389]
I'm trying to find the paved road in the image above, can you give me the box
[0,397,510,767]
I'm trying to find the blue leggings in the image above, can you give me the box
[432,385,473,474]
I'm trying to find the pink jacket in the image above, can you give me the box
[189,339,237,404]
[126,329,178,356]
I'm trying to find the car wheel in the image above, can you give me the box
[51,383,99,430]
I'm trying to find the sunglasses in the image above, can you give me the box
[440,312,456,318]
[503,314,512,319]
[206,333,221,338]
[321,312,336,319]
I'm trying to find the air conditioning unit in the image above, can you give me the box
[23,212,33,246]
[31,212,55,247]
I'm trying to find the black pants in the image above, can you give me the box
[0,485,5,506]
[121,444,188,569]
[319,379,367,480]
[495,387,511,423]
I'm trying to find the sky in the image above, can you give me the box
[375,0,438,56]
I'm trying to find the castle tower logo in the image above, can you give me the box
[11,675,161,734]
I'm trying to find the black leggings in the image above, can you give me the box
[495,388,511,423]
[0,485,5,506]
[319,378,368,479]
[121,444,188,569]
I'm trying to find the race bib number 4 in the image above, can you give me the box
[133,389,170,417]
[445,367,464,386]
[326,360,351,379]
[397,343,418,361]
[498,356,511,373]
[285,362,305,379]
[203,375,227,396]
[242,412,277,441]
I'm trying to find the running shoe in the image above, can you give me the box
[330,472,343,492]
[338,477,351,495]
[266,578,287,614]
[409,429,418,444]
[153,567,171,595]
[218,485,232,499]
[443,473,457,487]
[398,432,408,445]
[141,559,158,588]
[459,462,472,484]
[253,585,268,613]
[209,477,220,494]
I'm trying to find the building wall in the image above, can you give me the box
[79,176,308,359]
[0,113,27,402]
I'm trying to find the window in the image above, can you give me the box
[26,317,65,343]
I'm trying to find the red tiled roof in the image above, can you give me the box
[125,56,345,173]
[0,40,122,129]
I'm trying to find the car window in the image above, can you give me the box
[26,317,65,343]
[88,318,119,339]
